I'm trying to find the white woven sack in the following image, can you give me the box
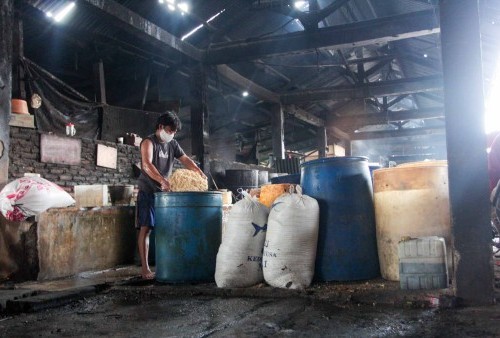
[263,185,319,289]
[215,191,269,288]
[0,177,75,221]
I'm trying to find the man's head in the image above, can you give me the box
[156,111,182,132]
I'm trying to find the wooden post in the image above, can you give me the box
[0,0,13,186]
[270,103,285,160]
[93,59,107,104]
[317,126,327,158]
[440,0,494,305]
[190,64,210,174]
[12,10,25,99]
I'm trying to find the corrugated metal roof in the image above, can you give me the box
[18,0,500,159]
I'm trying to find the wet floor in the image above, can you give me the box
[1,283,499,337]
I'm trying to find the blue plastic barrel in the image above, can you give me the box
[368,164,382,184]
[301,157,380,281]
[154,192,222,283]
[270,173,301,184]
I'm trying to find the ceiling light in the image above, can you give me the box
[159,0,164,3]
[54,2,75,23]
[294,1,307,9]
[167,4,175,11]
[242,91,249,97]
[177,2,189,13]
[181,9,225,41]
[294,1,309,11]
[423,53,428,58]
[167,0,175,4]
[46,11,53,18]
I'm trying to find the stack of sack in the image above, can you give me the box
[215,186,319,290]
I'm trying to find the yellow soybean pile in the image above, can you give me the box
[169,169,208,192]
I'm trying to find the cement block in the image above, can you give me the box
[74,185,109,208]
[37,207,136,280]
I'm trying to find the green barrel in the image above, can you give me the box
[154,192,222,283]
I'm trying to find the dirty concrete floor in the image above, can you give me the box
[1,265,500,337]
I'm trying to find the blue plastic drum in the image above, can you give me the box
[301,157,380,281]
[154,192,222,283]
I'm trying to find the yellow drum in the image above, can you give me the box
[373,161,451,281]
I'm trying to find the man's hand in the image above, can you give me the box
[160,178,171,192]
[198,169,208,180]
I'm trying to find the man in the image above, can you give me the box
[137,111,206,279]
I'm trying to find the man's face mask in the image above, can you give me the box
[160,127,175,143]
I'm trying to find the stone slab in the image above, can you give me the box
[96,144,117,169]
[9,114,35,128]
[0,289,37,312]
[74,184,109,208]
[6,286,99,313]
[40,133,81,165]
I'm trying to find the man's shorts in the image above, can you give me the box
[136,190,155,229]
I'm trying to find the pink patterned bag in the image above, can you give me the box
[0,177,75,221]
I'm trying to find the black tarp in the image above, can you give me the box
[22,57,101,139]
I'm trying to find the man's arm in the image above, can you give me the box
[178,154,207,179]
[141,139,171,191]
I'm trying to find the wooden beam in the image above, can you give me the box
[285,105,325,127]
[205,10,439,64]
[71,0,202,61]
[329,126,351,141]
[216,65,280,103]
[330,107,444,129]
[281,75,443,104]
[350,126,445,140]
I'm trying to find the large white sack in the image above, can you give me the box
[0,177,75,221]
[263,185,319,289]
[215,192,269,288]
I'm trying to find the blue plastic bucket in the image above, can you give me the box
[154,192,222,283]
[301,157,380,281]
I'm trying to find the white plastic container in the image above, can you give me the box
[398,236,448,290]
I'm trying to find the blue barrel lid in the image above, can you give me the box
[301,156,368,167]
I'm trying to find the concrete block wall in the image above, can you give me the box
[8,127,141,192]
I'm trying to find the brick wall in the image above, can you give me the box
[8,127,141,192]
[8,127,273,192]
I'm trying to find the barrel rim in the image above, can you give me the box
[154,191,222,196]
[373,164,448,175]
[225,169,259,172]
[301,156,368,167]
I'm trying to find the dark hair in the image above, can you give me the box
[156,111,182,132]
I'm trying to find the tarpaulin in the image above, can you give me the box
[22,57,102,139]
